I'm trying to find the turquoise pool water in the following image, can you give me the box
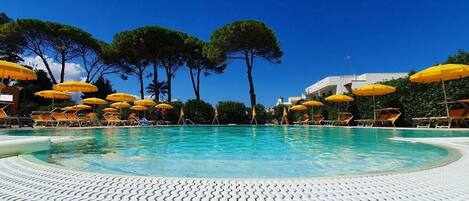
[2,126,468,178]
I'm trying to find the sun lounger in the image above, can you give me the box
[30,111,56,127]
[334,112,354,126]
[412,117,432,128]
[85,112,99,126]
[102,112,126,126]
[51,108,70,127]
[310,115,324,125]
[293,118,309,125]
[0,106,33,128]
[63,111,85,127]
[431,108,466,128]
[373,108,401,127]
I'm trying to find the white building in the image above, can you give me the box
[275,96,302,106]
[304,73,407,99]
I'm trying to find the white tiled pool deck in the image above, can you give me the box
[1,137,469,200]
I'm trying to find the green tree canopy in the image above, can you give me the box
[184,36,226,101]
[0,12,23,62]
[112,29,150,99]
[1,19,94,83]
[209,20,283,107]
[77,39,120,82]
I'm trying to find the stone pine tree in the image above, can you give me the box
[208,20,283,107]
[112,30,149,99]
[184,36,226,101]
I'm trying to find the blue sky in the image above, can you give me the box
[2,0,469,106]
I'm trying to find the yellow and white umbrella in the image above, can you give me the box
[302,100,324,119]
[155,103,173,110]
[135,99,156,106]
[0,60,37,81]
[410,64,469,116]
[103,107,118,113]
[34,90,71,109]
[353,84,396,119]
[82,97,107,112]
[106,93,136,102]
[325,94,354,120]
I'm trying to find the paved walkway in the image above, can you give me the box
[0,138,469,200]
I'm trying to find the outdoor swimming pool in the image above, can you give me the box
[3,126,468,179]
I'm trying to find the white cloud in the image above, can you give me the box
[21,56,86,82]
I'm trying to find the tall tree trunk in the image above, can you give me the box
[138,67,144,99]
[164,66,172,103]
[38,55,57,84]
[60,51,66,83]
[245,52,256,107]
[196,66,201,101]
[153,63,159,102]
[189,67,199,101]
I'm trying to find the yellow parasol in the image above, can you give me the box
[302,100,324,119]
[53,81,98,92]
[326,94,354,120]
[178,108,185,124]
[106,93,136,102]
[280,107,289,125]
[110,102,131,108]
[0,60,37,81]
[111,101,131,118]
[290,105,307,111]
[325,94,354,102]
[71,104,92,111]
[130,105,147,111]
[34,90,71,109]
[410,64,469,116]
[155,103,173,109]
[82,97,107,105]
[82,97,107,112]
[251,108,257,116]
[353,84,396,119]
[135,99,156,106]
[63,106,78,111]
[103,107,118,113]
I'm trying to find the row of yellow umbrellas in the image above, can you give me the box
[292,63,469,119]
[291,85,395,120]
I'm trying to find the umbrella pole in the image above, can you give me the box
[442,80,449,117]
[51,98,55,111]
[337,103,340,120]
[373,95,376,120]
[311,107,314,121]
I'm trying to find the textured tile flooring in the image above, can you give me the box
[0,138,468,200]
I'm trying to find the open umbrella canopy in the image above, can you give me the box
[34,90,71,99]
[410,64,469,117]
[325,94,354,102]
[290,105,307,111]
[71,104,92,110]
[302,100,324,107]
[82,97,107,105]
[106,93,136,102]
[0,60,37,80]
[410,64,469,83]
[135,99,156,106]
[53,81,98,93]
[130,105,147,111]
[110,102,131,108]
[63,106,78,111]
[103,107,118,113]
[352,84,396,96]
[155,103,173,109]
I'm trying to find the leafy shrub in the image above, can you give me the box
[184,99,214,124]
[216,101,249,124]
